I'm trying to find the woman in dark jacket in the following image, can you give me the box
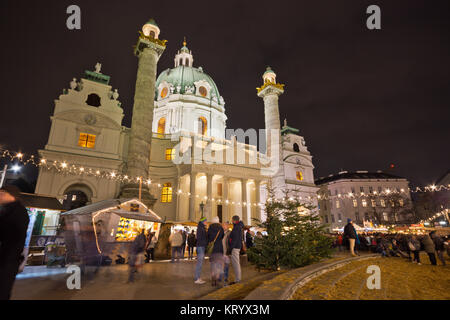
[207,217,224,286]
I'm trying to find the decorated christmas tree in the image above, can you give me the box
[248,188,332,270]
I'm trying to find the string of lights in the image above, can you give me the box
[1,148,449,205]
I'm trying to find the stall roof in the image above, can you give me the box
[109,209,164,223]
[61,198,125,216]
[20,192,63,211]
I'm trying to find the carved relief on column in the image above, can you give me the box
[223,177,229,223]
[254,179,261,222]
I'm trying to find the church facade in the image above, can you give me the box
[35,19,318,225]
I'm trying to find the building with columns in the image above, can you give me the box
[35,19,319,225]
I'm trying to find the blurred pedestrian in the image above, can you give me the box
[245,228,254,249]
[187,230,196,260]
[430,231,446,266]
[169,230,183,263]
[343,218,358,257]
[336,234,343,252]
[207,216,224,287]
[0,186,29,300]
[229,215,244,284]
[220,222,231,286]
[194,217,208,284]
[422,234,437,265]
[181,228,188,258]
[409,235,421,265]
[128,228,146,283]
[145,231,157,262]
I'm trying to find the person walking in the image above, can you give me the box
[127,228,146,283]
[228,215,244,284]
[220,222,232,286]
[343,218,358,257]
[430,231,446,266]
[187,230,196,260]
[207,216,224,287]
[181,228,187,259]
[194,217,208,284]
[169,230,183,263]
[422,234,437,265]
[409,235,421,265]
[0,186,29,300]
[146,232,157,262]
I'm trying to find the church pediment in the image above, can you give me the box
[53,109,122,130]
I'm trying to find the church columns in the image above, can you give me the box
[206,173,213,220]
[223,177,229,222]
[241,178,248,225]
[189,172,196,221]
[254,179,261,222]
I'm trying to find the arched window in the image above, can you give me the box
[198,117,207,135]
[179,58,183,66]
[293,143,300,152]
[86,93,101,107]
[157,117,166,137]
[149,31,155,39]
[161,182,172,203]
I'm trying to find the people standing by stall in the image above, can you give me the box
[430,231,446,266]
[194,217,208,284]
[343,218,358,257]
[181,228,188,259]
[0,186,29,300]
[422,233,437,265]
[229,215,244,284]
[127,228,146,283]
[187,230,196,260]
[145,231,157,262]
[169,229,183,263]
[207,216,224,287]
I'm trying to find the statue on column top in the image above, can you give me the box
[95,62,102,73]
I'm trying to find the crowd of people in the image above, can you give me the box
[337,218,449,266]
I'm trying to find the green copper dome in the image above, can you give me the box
[155,65,221,101]
[264,66,275,75]
[146,18,158,27]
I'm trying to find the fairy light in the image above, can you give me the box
[61,162,67,168]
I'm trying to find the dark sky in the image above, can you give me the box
[1,0,449,187]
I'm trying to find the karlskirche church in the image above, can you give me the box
[35,19,318,226]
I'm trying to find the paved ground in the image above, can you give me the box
[291,253,450,300]
[11,256,265,300]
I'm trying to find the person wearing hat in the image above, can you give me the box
[343,218,358,257]
[194,216,208,284]
[207,216,224,286]
[0,185,29,300]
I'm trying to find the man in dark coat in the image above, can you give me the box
[343,218,358,257]
[187,230,196,260]
[228,215,244,283]
[207,216,224,286]
[0,185,30,300]
[430,231,446,266]
[194,217,208,284]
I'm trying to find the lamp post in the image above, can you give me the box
[200,201,205,219]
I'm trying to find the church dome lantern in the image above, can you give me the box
[263,66,277,83]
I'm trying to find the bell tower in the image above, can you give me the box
[257,66,286,197]
[120,19,167,207]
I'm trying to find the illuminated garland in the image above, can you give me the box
[1,149,449,204]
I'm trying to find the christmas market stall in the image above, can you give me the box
[60,198,164,265]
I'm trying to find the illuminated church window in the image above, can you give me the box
[295,171,303,181]
[157,117,166,137]
[78,133,96,148]
[198,117,207,135]
[160,87,168,98]
[199,86,207,97]
[161,183,172,203]
[165,148,175,160]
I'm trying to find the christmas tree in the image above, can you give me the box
[248,188,332,270]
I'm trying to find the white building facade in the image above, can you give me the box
[315,171,413,232]
[35,21,320,224]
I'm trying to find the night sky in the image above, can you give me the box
[1,0,449,187]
